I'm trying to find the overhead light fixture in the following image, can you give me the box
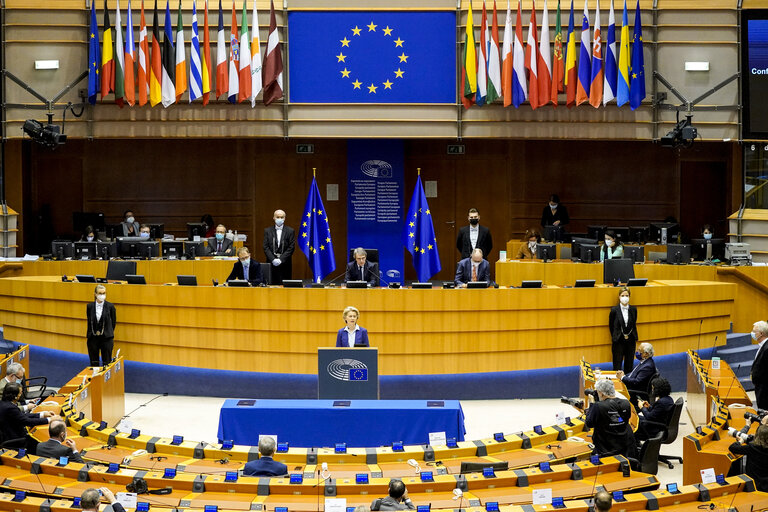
[34,60,59,70]
[685,61,709,72]
[660,114,698,149]
[23,119,67,148]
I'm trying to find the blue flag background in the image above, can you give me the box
[629,0,645,110]
[300,177,337,282]
[402,176,441,282]
[288,11,456,103]
[87,0,101,105]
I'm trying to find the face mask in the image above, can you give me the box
[241,258,250,266]
[605,239,614,247]
[550,203,558,209]
[635,351,643,361]
[275,218,285,227]
[620,296,630,305]
[752,331,759,341]
[216,233,225,241]
[87,236,94,241]
[469,218,479,226]
[126,216,134,224]
[703,233,713,240]
[96,294,106,302]
[140,232,150,238]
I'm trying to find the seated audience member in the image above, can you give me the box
[616,342,657,408]
[336,306,370,347]
[121,210,139,237]
[36,419,84,463]
[345,247,379,287]
[139,224,151,239]
[636,376,674,442]
[202,214,216,238]
[243,436,288,477]
[79,225,105,242]
[208,224,234,256]
[585,379,635,458]
[702,224,714,240]
[226,247,263,286]
[600,229,624,262]
[594,490,613,512]
[541,194,570,229]
[729,423,768,492]
[0,362,39,412]
[0,382,56,451]
[81,488,125,512]
[455,248,491,287]
[515,229,541,259]
[371,479,416,511]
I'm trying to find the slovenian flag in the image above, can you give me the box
[575,0,591,105]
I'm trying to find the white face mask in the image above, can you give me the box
[620,296,630,306]
[275,218,285,227]
[96,294,106,303]
[87,236,94,241]
[605,239,614,247]
[126,216,135,224]
[240,258,250,266]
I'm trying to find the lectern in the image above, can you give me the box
[318,347,379,399]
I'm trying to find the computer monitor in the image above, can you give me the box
[227,280,251,287]
[125,274,147,285]
[627,278,648,287]
[51,241,75,260]
[623,245,645,263]
[138,241,159,259]
[105,224,122,240]
[587,225,607,241]
[579,244,601,263]
[607,227,630,244]
[574,279,595,288]
[346,281,368,289]
[76,275,97,283]
[162,241,185,260]
[117,237,144,258]
[629,226,650,244]
[521,280,543,288]
[411,282,432,289]
[542,225,564,243]
[467,281,489,289]
[459,461,509,475]
[177,275,198,286]
[145,223,164,239]
[184,241,205,259]
[650,222,680,244]
[666,243,691,264]
[96,241,117,259]
[603,258,635,284]
[691,238,726,261]
[536,243,556,261]
[73,212,105,233]
[106,260,137,281]
[570,237,597,262]
[187,222,207,239]
[74,242,97,260]
[283,280,304,288]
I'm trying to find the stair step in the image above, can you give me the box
[738,376,755,392]
[716,345,758,357]
[725,332,753,348]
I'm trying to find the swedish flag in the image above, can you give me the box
[300,173,336,283]
[402,173,441,282]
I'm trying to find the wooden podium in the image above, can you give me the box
[60,358,125,426]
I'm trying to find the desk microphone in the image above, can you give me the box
[324,271,348,287]
[696,319,704,355]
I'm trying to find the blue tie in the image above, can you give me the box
[243,263,249,282]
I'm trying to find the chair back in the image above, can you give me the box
[663,397,684,444]
[637,432,664,475]
[106,260,137,281]
[260,263,272,285]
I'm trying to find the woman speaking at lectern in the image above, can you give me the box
[336,306,370,348]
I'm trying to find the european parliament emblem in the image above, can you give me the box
[288,12,456,103]
[327,358,369,381]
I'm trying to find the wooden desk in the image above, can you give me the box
[686,352,751,427]
[579,361,639,431]
[0,344,28,379]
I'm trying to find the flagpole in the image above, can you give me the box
[417,167,420,176]
[313,166,318,283]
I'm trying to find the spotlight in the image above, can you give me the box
[660,114,697,149]
[22,119,66,148]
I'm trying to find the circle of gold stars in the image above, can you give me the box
[337,21,408,94]
[300,208,332,254]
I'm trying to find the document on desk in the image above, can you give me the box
[429,431,447,446]
[532,488,552,505]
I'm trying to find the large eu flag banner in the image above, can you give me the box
[288,11,456,103]
[300,177,336,283]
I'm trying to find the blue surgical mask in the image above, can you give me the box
[635,351,643,361]
[216,233,225,241]
[752,331,759,341]
[241,258,250,266]
[703,233,713,240]
[87,236,94,241]
[275,218,285,227]
[140,232,150,238]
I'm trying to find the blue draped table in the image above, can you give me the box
[217,399,466,448]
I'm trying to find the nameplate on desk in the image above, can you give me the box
[427,401,444,407]
[236,400,256,407]
[104,370,111,382]
[333,401,351,407]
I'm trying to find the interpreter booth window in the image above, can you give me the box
[745,144,768,209]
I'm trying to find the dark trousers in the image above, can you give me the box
[87,335,114,366]
[612,339,635,374]
[756,384,768,411]
[270,262,292,285]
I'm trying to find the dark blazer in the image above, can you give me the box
[336,326,370,347]
[621,357,657,391]
[541,204,570,228]
[456,225,493,260]
[639,395,675,438]
[86,301,117,339]
[752,341,768,409]
[345,260,379,287]
[242,456,288,477]
[585,397,635,457]
[609,304,638,344]
[226,259,264,286]
[455,257,491,285]
[0,400,47,442]
[36,438,85,463]
[207,236,234,256]
[263,225,296,283]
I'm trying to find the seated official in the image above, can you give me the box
[594,490,613,512]
[616,342,657,408]
[121,210,140,237]
[371,479,416,511]
[541,194,569,230]
[636,376,674,442]
[455,248,491,287]
[226,247,263,286]
[36,419,85,463]
[345,247,379,287]
[336,306,370,348]
[600,229,624,262]
[208,224,234,256]
[0,382,57,451]
[243,436,288,477]
[515,229,541,259]
[139,224,152,239]
[585,379,636,458]
[79,225,107,242]
[81,488,125,512]
[729,423,768,492]
[0,362,43,412]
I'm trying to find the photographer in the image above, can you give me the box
[728,423,768,492]
[585,379,636,458]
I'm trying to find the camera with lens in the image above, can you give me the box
[560,396,585,409]
[744,410,768,424]
[126,478,149,494]
[727,427,751,443]
[585,389,599,400]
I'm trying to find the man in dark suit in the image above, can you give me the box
[86,284,117,367]
[243,436,288,477]
[456,208,493,260]
[617,342,657,409]
[36,419,84,463]
[0,382,55,451]
[345,247,379,287]
[81,488,126,512]
[609,287,638,375]
[455,249,491,287]
[207,224,234,256]
[751,321,768,410]
[371,479,416,511]
[226,247,263,286]
[263,209,296,285]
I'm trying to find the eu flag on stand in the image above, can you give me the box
[402,172,441,283]
[87,0,102,104]
[300,173,336,283]
[628,0,645,110]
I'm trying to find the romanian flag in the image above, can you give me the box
[603,0,617,105]
[564,0,577,107]
[551,0,564,105]
[501,0,513,107]
[511,0,527,108]
[228,1,240,103]
[575,0,591,105]
[114,0,126,107]
[537,0,552,108]
[202,0,212,105]
[161,0,175,107]
[524,0,540,109]
[149,0,162,106]
[87,0,101,105]
[138,0,149,106]
[238,0,252,104]
[216,0,228,98]
[461,0,477,108]
[475,0,488,106]
[616,0,630,106]
[175,0,187,102]
[629,0,645,110]
[588,0,603,108]
[101,0,115,99]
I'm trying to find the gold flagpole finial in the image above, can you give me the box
[417,167,421,176]
[313,167,317,177]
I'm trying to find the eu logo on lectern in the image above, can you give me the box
[288,11,456,103]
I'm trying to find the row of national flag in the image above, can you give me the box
[462,0,645,110]
[88,0,283,107]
